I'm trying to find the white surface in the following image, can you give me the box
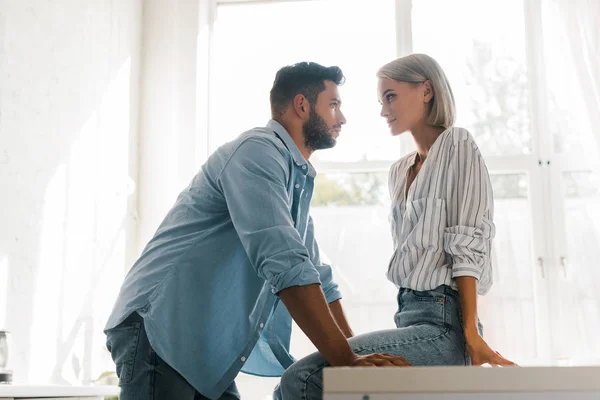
[325,393,600,400]
[0,384,118,396]
[324,366,600,394]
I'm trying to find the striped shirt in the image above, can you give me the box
[387,127,495,295]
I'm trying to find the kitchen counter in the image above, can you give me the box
[324,366,600,399]
[0,384,119,400]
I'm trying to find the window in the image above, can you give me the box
[204,0,600,397]
[541,0,600,364]
[209,0,398,162]
[210,2,398,396]
[411,0,544,365]
[412,0,531,157]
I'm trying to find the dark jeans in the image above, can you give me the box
[105,312,240,400]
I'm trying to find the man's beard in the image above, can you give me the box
[303,107,336,151]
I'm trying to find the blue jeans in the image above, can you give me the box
[105,312,240,400]
[274,285,482,400]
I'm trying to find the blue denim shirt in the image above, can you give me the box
[104,120,342,399]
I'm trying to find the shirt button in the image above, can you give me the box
[241,356,246,362]
[295,184,300,189]
[259,322,264,329]
[302,165,307,170]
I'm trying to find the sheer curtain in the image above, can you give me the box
[549,0,600,165]
[541,0,600,364]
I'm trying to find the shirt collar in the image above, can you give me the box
[266,120,308,168]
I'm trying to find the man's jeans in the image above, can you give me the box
[105,312,240,400]
[274,285,482,400]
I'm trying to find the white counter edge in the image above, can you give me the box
[323,366,600,393]
[0,385,119,397]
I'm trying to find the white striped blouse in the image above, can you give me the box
[387,126,495,295]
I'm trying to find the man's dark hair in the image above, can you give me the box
[270,62,345,118]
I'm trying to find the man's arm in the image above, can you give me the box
[279,285,355,366]
[280,285,407,367]
[329,300,354,339]
[218,139,408,367]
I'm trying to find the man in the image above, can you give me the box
[104,62,410,400]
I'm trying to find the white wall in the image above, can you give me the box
[0,0,142,384]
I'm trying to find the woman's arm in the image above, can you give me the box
[455,276,479,337]
[445,136,516,366]
[456,276,515,366]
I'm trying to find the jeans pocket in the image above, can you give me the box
[409,289,446,303]
[397,289,446,328]
[105,322,141,385]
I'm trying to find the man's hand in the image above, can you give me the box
[279,284,411,368]
[466,332,516,366]
[343,353,411,367]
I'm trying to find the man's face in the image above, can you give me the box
[303,80,347,151]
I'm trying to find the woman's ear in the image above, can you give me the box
[423,80,434,103]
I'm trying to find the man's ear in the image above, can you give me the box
[293,94,309,118]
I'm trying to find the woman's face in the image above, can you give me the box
[378,78,432,135]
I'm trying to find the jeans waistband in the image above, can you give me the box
[399,284,458,297]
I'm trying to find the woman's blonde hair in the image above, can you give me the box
[377,54,456,128]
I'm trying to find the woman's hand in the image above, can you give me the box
[465,331,517,366]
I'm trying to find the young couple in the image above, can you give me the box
[104,53,515,400]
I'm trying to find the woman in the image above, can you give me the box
[276,54,515,400]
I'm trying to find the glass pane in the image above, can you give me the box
[541,2,598,159]
[555,171,600,364]
[412,0,531,157]
[313,172,388,207]
[210,0,398,163]
[478,173,541,365]
[292,172,397,356]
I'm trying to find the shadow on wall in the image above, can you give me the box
[0,0,141,385]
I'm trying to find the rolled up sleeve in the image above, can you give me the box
[217,138,322,293]
[444,140,495,283]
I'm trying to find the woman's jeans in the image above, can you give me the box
[274,285,482,400]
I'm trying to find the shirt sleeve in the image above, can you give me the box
[444,139,496,282]
[217,137,322,294]
[388,161,401,249]
[305,215,342,304]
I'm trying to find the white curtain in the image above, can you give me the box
[552,0,600,162]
